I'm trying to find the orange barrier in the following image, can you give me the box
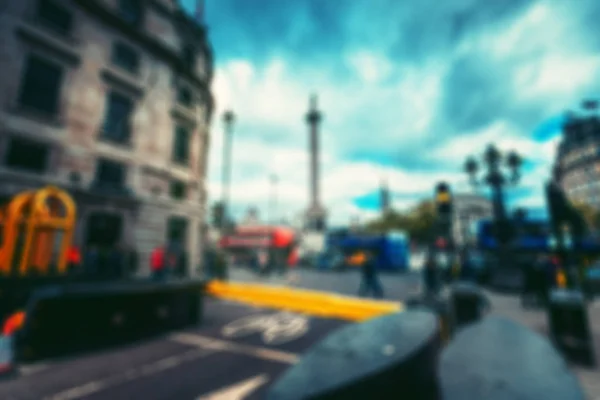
[0,186,76,276]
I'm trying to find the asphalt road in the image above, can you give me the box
[0,298,349,400]
[231,267,423,301]
[1,268,598,399]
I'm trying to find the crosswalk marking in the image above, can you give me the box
[196,374,269,400]
[169,333,299,364]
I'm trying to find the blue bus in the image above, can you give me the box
[472,219,551,252]
[321,230,410,272]
[472,219,600,253]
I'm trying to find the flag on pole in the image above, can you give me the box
[194,0,205,23]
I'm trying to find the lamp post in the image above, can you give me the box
[221,110,235,234]
[464,144,523,282]
[268,174,278,226]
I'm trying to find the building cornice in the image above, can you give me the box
[73,0,214,117]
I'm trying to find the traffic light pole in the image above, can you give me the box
[546,181,586,289]
[433,182,454,284]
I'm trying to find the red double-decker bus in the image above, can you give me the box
[219,225,298,269]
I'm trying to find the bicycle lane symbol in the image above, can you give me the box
[221,312,311,346]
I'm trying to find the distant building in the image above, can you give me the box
[0,0,214,276]
[554,102,600,208]
[451,193,493,246]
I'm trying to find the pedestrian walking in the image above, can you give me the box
[286,247,300,285]
[107,245,125,280]
[358,250,384,298]
[522,253,542,308]
[458,249,475,283]
[83,245,100,278]
[423,252,439,297]
[150,245,167,281]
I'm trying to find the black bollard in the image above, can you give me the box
[406,295,453,344]
[266,310,442,400]
[440,317,586,400]
[548,288,596,367]
[449,282,489,329]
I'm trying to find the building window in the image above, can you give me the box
[177,87,193,107]
[5,137,49,173]
[111,42,140,74]
[167,216,188,243]
[118,0,143,26]
[170,180,187,200]
[94,159,126,188]
[101,92,133,145]
[172,126,190,165]
[182,45,196,70]
[36,0,74,35]
[18,55,64,116]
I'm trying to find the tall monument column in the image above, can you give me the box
[305,94,327,231]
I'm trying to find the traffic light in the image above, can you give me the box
[435,182,453,216]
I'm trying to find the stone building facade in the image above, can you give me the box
[0,0,214,276]
[451,193,493,247]
[554,107,600,208]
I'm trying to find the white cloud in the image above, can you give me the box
[207,56,454,226]
[346,50,393,83]
[206,0,593,227]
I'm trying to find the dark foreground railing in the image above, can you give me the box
[0,278,206,371]
[267,310,587,399]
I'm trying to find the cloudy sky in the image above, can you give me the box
[181,0,600,226]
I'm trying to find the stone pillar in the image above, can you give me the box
[305,94,326,231]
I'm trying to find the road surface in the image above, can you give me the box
[1,268,598,399]
[0,298,349,400]
[232,267,600,399]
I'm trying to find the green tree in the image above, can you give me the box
[363,200,436,244]
[404,200,436,243]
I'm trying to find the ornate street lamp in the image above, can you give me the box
[464,144,524,285]
[464,144,522,225]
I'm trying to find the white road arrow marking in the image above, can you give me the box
[196,374,269,400]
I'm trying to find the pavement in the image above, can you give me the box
[0,267,598,399]
[231,267,600,399]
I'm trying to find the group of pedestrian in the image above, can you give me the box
[150,241,188,281]
[70,244,138,280]
[203,244,228,280]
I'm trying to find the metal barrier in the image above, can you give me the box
[406,295,453,344]
[13,279,205,362]
[267,310,442,400]
[440,316,585,400]
[206,281,403,322]
[448,282,490,330]
[548,289,596,367]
